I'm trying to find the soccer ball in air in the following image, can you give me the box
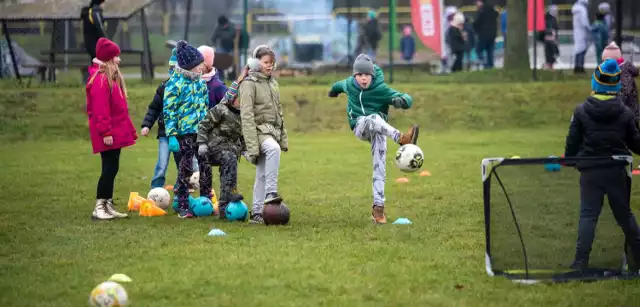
[89,281,128,307]
[395,144,424,173]
[147,187,171,210]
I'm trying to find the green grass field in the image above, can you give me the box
[1,76,640,306]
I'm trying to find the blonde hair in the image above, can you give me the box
[88,60,127,98]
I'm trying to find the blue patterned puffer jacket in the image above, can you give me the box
[163,66,209,136]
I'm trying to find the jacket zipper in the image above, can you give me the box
[359,90,366,116]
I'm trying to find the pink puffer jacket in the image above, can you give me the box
[86,64,137,154]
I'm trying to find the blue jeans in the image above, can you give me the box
[574,50,587,70]
[476,39,495,69]
[150,137,199,189]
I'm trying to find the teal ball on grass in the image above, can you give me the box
[190,196,214,217]
[225,200,248,221]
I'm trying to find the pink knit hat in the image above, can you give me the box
[601,42,622,60]
[197,45,215,69]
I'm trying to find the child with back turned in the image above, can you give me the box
[564,58,640,270]
[328,54,419,224]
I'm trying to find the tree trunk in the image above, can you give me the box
[504,0,530,70]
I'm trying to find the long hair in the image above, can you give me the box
[88,59,127,98]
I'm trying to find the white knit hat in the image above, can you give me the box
[451,12,465,27]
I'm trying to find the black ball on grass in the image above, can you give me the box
[263,202,290,226]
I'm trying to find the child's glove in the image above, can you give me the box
[328,90,339,98]
[391,96,409,109]
[168,136,180,153]
[198,144,208,157]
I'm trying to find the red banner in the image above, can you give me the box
[410,0,444,56]
[527,0,546,32]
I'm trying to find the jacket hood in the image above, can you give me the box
[88,63,100,76]
[248,71,273,82]
[583,95,626,123]
[173,66,202,81]
[572,1,588,13]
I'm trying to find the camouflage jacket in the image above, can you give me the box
[239,72,288,157]
[196,100,245,156]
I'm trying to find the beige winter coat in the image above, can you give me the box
[239,72,288,158]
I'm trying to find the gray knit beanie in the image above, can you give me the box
[353,54,375,76]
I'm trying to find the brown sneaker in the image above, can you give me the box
[371,205,387,224]
[399,125,419,145]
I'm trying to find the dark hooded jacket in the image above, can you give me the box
[141,80,168,138]
[211,17,237,52]
[364,18,382,50]
[81,0,107,58]
[565,95,640,170]
[473,4,499,42]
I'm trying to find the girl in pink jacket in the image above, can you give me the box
[86,37,137,220]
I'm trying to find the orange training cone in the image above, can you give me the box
[420,170,431,177]
[139,199,167,217]
[395,177,410,183]
[128,192,146,212]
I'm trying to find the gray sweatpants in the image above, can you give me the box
[252,137,281,214]
[353,115,401,206]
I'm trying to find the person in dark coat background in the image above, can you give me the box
[543,5,560,70]
[463,15,476,70]
[473,0,498,69]
[211,16,236,54]
[447,12,467,73]
[364,11,382,62]
[81,0,107,82]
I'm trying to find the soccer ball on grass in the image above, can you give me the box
[89,281,128,307]
[147,187,171,210]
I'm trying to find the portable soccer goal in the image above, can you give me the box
[482,156,640,283]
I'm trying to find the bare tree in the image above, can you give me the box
[503,0,530,70]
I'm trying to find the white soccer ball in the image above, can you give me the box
[395,144,424,173]
[89,281,128,307]
[147,187,171,210]
[189,171,200,191]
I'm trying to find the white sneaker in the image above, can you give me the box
[105,199,128,218]
[92,199,116,220]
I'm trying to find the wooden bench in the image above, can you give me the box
[39,48,152,82]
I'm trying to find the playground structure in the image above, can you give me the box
[0,0,157,84]
[0,0,638,82]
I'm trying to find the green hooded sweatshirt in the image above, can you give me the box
[330,65,413,130]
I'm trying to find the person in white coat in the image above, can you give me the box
[572,0,591,73]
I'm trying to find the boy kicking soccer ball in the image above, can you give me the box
[328,54,419,224]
